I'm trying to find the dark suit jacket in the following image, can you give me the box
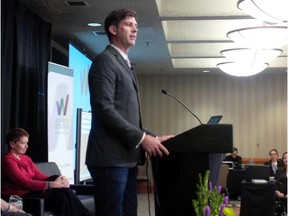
[264,159,283,176]
[86,46,144,167]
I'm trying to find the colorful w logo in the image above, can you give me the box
[56,94,69,116]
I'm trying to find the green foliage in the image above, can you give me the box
[192,170,210,216]
[223,207,235,216]
[192,170,233,216]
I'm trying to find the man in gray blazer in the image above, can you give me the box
[86,9,173,216]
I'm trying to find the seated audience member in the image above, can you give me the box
[264,148,283,177]
[1,128,92,216]
[223,147,242,169]
[275,151,287,199]
[1,198,31,216]
[274,151,287,214]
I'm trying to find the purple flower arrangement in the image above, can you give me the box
[192,170,232,216]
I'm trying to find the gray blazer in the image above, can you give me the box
[86,46,144,167]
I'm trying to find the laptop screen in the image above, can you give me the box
[245,165,270,181]
[222,161,234,169]
[207,115,223,124]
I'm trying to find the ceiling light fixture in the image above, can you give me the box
[217,62,269,76]
[220,48,282,65]
[237,0,288,24]
[88,22,101,27]
[227,26,288,49]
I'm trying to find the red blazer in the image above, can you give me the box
[1,152,49,197]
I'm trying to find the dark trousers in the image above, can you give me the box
[23,175,89,216]
[88,166,137,216]
[1,212,32,216]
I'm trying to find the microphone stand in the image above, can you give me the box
[161,89,203,125]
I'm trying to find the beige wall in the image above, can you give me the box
[138,72,287,159]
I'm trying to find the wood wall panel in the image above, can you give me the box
[138,73,287,158]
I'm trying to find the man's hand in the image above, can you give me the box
[141,134,174,157]
[157,135,174,142]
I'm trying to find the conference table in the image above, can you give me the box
[239,180,275,216]
[227,168,276,216]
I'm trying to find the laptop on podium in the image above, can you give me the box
[207,115,223,124]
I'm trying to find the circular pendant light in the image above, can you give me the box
[227,26,288,49]
[217,62,269,76]
[220,48,282,65]
[238,0,288,24]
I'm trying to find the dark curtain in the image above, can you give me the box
[1,0,52,162]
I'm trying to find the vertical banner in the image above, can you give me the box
[48,62,74,183]
[69,44,92,183]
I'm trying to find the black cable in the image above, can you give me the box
[150,157,164,216]
[145,156,152,216]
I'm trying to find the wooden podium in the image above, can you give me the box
[151,124,233,216]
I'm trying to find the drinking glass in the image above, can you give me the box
[9,195,23,210]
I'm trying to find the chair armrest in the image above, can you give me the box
[70,184,95,195]
[22,197,45,216]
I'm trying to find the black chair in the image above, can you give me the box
[275,196,287,216]
[22,162,61,216]
[218,163,230,198]
[22,197,53,216]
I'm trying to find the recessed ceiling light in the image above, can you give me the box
[203,70,210,73]
[88,23,101,27]
[66,1,88,6]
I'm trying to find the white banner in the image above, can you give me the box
[48,62,74,183]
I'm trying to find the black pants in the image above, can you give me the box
[1,212,32,216]
[23,175,89,216]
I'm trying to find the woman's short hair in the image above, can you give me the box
[6,128,30,146]
[269,148,278,156]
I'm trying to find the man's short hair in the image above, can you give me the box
[104,8,137,41]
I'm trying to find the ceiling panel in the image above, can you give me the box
[162,19,267,41]
[156,0,245,17]
[18,0,287,75]
[168,43,236,57]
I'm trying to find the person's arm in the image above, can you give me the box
[1,199,25,213]
[2,155,48,192]
[140,134,173,157]
[238,156,242,165]
[274,168,287,198]
[223,155,229,161]
[275,190,286,198]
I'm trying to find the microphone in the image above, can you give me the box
[161,89,203,125]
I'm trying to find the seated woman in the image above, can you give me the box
[1,128,92,216]
[264,148,283,177]
[274,151,287,213]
